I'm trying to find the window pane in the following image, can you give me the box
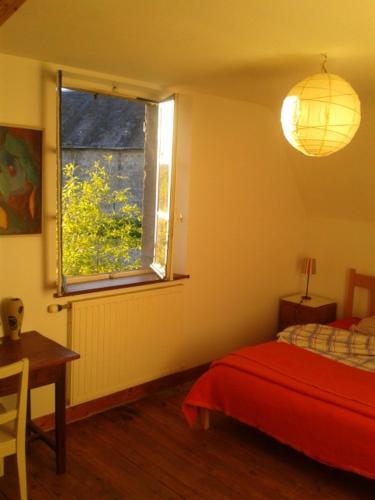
[60,89,145,278]
[157,163,169,214]
[152,99,175,279]
[141,103,158,268]
[153,216,168,274]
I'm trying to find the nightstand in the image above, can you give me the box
[278,294,337,331]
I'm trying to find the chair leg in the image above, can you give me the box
[0,457,4,477]
[16,450,27,500]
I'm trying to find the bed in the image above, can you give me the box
[183,269,375,479]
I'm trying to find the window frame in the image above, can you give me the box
[56,71,181,297]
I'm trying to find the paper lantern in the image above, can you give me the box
[281,73,361,157]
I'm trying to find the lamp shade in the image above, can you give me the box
[281,73,361,157]
[302,257,316,275]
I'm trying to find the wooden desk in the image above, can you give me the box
[0,331,79,474]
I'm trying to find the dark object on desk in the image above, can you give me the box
[0,331,79,474]
[278,294,336,331]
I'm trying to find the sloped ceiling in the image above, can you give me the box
[1,0,375,221]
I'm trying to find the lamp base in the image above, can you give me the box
[301,295,312,300]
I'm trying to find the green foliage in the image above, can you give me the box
[62,159,142,276]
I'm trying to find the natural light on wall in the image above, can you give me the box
[281,71,361,157]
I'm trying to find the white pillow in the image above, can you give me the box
[351,316,375,336]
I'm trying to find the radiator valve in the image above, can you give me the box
[47,303,71,313]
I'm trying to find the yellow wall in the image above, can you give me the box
[306,216,375,317]
[178,92,307,361]
[0,53,306,417]
[285,91,375,314]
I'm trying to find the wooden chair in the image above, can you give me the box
[0,358,29,500]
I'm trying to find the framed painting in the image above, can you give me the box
[0,125,42,235]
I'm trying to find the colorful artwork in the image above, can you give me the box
[0,125,42,235]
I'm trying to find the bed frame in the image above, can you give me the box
[198,268,375,430]
[343,268,375,318]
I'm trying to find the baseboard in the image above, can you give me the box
[33,363,210,431]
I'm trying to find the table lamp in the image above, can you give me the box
[301,258,316,300]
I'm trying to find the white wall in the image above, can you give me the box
[0,53,306,417]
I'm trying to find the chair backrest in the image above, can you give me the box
[0,359,29,441]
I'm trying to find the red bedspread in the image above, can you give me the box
[183,340,375,479]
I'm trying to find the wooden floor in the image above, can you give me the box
[0,384,374,499]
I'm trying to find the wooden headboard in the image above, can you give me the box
[343,269,375,318]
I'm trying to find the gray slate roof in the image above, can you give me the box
[61,90,145,149]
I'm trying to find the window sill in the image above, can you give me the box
[55,272,189,297]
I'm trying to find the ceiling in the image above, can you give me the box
[1,0,375,223]
[1,0,375,108]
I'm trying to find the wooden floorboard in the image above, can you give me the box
[0,383,374,499]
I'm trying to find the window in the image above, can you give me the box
[56,73,176,295]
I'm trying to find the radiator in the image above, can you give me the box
[68,284,184,406]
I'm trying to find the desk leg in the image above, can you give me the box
[55,365,66,474]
